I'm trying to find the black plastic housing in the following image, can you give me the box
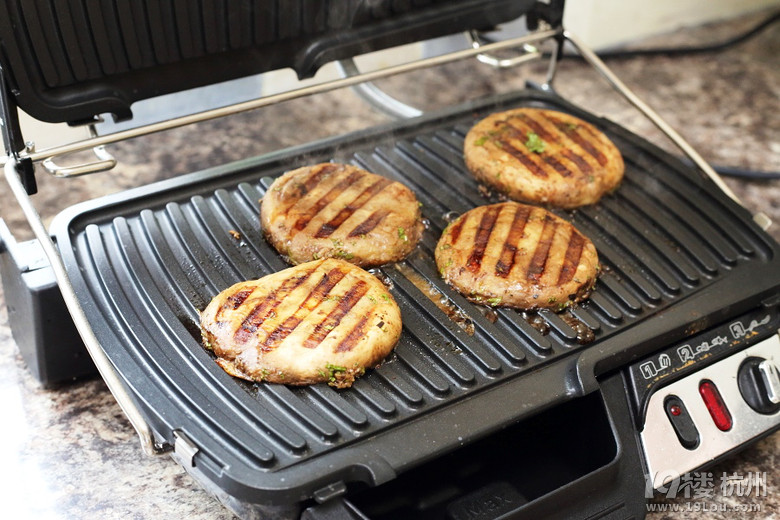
[0,219,95,386]
[48,89,780,514]
[0,0,534,124]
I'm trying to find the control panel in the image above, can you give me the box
[640,329,780,489]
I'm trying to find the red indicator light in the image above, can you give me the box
[699,380,733,431]
[669,405,682,416]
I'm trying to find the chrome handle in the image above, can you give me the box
[467,29,542,68]
[42,145,117,177]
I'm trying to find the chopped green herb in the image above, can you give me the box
[486,297,502,306]
[398,227,408,242]
[587,175,595,183]
[525,132,546,153]
[547,297,557,304]
[312,251,320,260]
[333,250,354,260]
[440,243,452,250]
[381,294,392,303]
[367,295,377,304]
[474,135,488,146]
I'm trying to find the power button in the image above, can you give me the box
[664,395,699,450]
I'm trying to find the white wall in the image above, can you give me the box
[563,0,779,49]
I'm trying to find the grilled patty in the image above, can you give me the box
[200,259,401,388]
[261,163,424,267]
[464,108,624,208]
[435,202,599,310]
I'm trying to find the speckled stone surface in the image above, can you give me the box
[0,11,778,519]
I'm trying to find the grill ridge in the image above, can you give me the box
[53,93,777,484]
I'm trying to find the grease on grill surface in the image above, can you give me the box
[394,262,475,336]
[559,311,596,344]
[200,258,402,387]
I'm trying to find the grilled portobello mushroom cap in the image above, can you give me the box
[200,259,401,387]
[464,108,624,208]
[435,202,599,310]
[261,163,424,267]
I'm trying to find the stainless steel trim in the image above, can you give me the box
[3,158,168,456]
[1,28,560,169]
[640,334,780,489]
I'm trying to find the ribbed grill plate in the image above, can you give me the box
[52,90,778,502]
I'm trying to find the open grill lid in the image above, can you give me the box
[0,0,546,126]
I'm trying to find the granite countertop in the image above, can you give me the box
[0,11,778,519]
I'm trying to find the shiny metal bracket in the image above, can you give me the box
[466,29,542,68]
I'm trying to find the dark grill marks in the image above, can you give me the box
[561,149,593,175]
[446,216,466,244]
[348,208,390,237]
[300,163,340,194]
[217,288,254,320]
[508,115,578,178]
[233,268,316,343]
[557,231,586,285]
[495,137,548,178]
[491,122,549,179]
[542,114,608,167]
[335,315,369,353]
[466,205,502,273]
[315,177,393,238]
[260,268,348,351]
[303,281,370,349]
[292,170,365,231]
[494,204,532,278]
[526,216,558,282]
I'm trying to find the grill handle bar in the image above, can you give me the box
[5,29,559,170]
[3,158,168,456]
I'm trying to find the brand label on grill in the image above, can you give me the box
[446,481,527,520]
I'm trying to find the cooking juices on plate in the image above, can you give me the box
[200,108,623,386]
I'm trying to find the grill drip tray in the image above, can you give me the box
[50,89,778,513]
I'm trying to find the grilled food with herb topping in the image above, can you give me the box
[200,258,402,388]
[435,202,599,310]
[464,108,624,208]
[261,163,424,267]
